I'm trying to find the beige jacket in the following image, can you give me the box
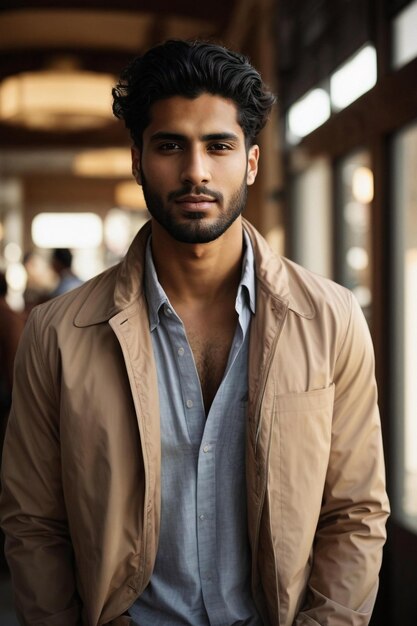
[0,220,389,626]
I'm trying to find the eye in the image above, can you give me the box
[158,142,182,152]
[208,143,232,152]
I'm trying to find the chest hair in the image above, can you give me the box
[188,332,229,412]
[173,293,238,413]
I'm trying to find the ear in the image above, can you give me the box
[131,146,142,185]
[246,144,259,186]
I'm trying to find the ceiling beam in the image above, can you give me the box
[0,48,136,80]
[0,0,235,24]
[0,120,129,149]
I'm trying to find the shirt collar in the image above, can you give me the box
[237,229,256,316]
[145,238,168,331]
[145,229,256,331]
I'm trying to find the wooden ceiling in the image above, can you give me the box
[0,0,245,147]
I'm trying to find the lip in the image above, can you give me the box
[175,194,216,203]
[175,195,217,212]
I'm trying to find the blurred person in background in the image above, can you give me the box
[49,248,83,298]
[22,251,54,317]
[0,40,389,626]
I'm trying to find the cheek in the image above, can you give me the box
[214,159,247,185]
[146,159,178,184]
[141,164,166,189]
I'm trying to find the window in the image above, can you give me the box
[286,44,377,144]
[392,0,417,69]
[287,88,331,144]
[330,45,377,110]
[335,150,373,323]
[290,158,332,278]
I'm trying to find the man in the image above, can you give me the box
[49,248,83,298]
[0,40,389,626]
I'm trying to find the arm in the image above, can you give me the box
[295,293,390,626]
[0,307,82,625]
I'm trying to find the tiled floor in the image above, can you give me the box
[0,572,19,625]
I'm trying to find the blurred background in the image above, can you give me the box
[0,0,416,624]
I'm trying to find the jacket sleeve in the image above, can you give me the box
[0,307,82,626]
[294,293,390,626]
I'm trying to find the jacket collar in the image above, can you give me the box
[74,218,314,327]
[243,219,315,319]
[74,221,151,327]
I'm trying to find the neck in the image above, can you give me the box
[150,217,244,306]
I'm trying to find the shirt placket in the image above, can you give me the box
[196,322,246,626]
[163,307,222,618]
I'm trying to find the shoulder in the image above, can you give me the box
[245,219,353,322]
[281,257,373,367]
[281,259,361,365]
[282,256,353,314]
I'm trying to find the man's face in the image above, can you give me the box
[132,93,259,244]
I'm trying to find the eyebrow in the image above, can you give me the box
[149,131,240,142]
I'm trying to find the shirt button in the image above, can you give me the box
[186,399,193,408]
[203,444,210,453]
[199,514,205,521]
[177,347,185,356]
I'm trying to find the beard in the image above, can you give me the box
[140,172,248,244]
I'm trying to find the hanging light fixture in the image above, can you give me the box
[0,67,116,131]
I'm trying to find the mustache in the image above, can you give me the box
[167,185,224,203]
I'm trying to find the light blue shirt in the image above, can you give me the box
[50,272,82,298]
[130,231,262,626]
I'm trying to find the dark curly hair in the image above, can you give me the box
[112,39,276,148]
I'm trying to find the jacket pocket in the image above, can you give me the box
[268,385,335,570]
[274,383,335,414]
[271,384,335,505]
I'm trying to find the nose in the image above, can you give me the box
[180,147,211,186]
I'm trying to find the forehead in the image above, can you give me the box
[144,93,243,140]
